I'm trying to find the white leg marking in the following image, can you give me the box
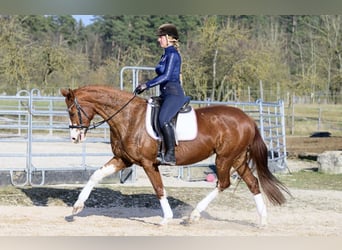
[159,189,173,225]
[73,164,116,214]
[190,188,219,222]
[254,193,267,226]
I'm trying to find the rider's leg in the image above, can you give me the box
[160,122,176,165]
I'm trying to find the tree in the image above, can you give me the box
[0,14,341,103]
[316,15,342,102]
[0,16,34,93]
[183,16,290,102]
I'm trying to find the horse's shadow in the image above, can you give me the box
[20,187,257,228]
[20,187,193,221]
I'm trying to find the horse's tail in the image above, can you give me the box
[249,124,291,206]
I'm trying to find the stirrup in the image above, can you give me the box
[157,156,176,166]
[156,153,163,162]
[160,154,176,166]
[157,153,176,166]
[160,159,176,166]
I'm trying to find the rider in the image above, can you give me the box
[134,23,187,166]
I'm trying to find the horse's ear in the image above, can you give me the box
[60,88,75,100]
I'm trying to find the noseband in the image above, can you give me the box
[68,95,137,131]
[68,98,92,132]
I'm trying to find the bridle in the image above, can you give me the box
[68,94,137,132]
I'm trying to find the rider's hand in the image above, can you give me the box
[134,83,147,95]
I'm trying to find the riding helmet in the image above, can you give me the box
[156,23,179,40]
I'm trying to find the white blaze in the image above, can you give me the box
[69,120,86,143]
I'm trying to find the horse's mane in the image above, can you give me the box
[76,85,131,96]
[74,85,146,109]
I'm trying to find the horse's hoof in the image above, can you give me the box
[159,217,171,226]
[72,201,84,215]
[258,216,268,228]
[180,217,192,226]
[189,209,201,222]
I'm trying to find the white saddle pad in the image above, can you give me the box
[145,101,198,141]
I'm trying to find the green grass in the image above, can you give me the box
[277,171,342,191]
[285,104,342,136]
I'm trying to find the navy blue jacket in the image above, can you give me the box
[145,45,187,126]
[146,46,182,92]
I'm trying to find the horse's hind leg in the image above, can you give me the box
[72,157,125,215]
[189,188,220,222]
[189,157,232,222]
[235,162,267,226]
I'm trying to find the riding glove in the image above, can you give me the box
[134,83,147,95]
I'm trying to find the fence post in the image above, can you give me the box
[257,99,265,140]
[49,99,53,136]
[291,93,295,135]
[16,90,30,136]
[259,80,264,101]
[318,107,322,130]
[26,90,34,185]
[28,88,42,186]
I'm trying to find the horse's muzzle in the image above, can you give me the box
[69,123,88,143]
[70,129,87,143]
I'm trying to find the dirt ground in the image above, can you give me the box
[0,158,342,236]
[0,136,342,236]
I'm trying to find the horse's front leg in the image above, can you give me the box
[143,164,173,225]
[72,157,125,215]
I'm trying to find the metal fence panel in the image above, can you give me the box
[0,89,135,186]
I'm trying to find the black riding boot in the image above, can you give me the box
[160,123,176,166]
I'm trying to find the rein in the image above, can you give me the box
[69,94,137,131]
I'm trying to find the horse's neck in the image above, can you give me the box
[89,90,130,116]
[90,90,145,131]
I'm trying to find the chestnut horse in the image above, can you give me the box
[61,85,290,226]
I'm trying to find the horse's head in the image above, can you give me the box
[61,88,95,143]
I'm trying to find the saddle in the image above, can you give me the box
[146,96,197,161]
[145,96,197,142]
